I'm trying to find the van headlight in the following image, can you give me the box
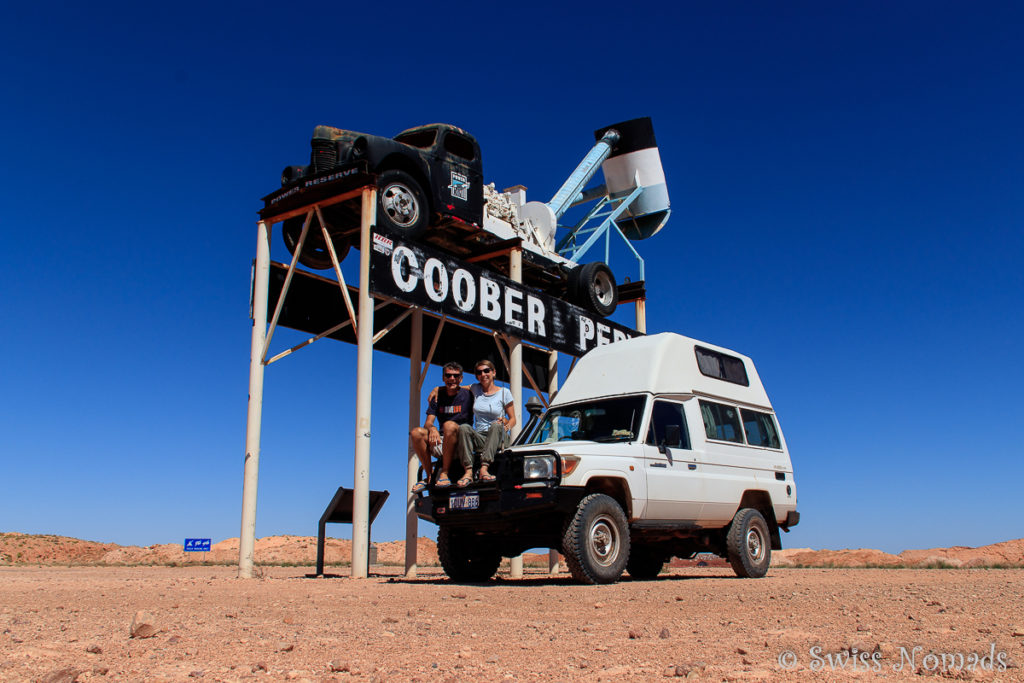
[523,455,556,480]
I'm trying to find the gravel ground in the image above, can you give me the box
[1,565,1022,681]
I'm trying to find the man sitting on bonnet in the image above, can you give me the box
[409,362,473,491]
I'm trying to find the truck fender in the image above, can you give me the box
[580,472,642,520]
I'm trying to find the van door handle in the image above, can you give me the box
[688,464,697,470]
[650,463,667,468]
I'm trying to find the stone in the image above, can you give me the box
[85,644,102,654]
[39,668,83,683]
[252,662,268,673]
[279,642,295,652]
[659,628,671,639]
[328,661,349,672]
[130,611,159,639]
[628,630,641,639]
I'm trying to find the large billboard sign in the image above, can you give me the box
[368,228,640,357]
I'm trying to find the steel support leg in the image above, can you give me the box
[351,189,376,578]
[547,349,560,574]
[635,298,647,334]
[405,309,422,577]
[509,248,524,580]
[239,219,271,578]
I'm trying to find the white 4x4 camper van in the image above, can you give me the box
[415,333,800,584]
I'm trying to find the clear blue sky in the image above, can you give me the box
[2,2,1021,555]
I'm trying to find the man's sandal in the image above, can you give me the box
[479,472,496,482]
[456,475,474,487]
[435,474,452,488]
[411,480,429,494]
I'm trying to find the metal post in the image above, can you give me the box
[239,219,271,579]
[635,298,647,334]
[547,349,560,574]
[351,188,376,578]
[509,248,524,579]
[405,309,422,577]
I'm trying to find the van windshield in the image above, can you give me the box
[527,395,647,444]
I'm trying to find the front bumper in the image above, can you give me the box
[415,483,585,530]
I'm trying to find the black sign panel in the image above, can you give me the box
[369,227,641,357]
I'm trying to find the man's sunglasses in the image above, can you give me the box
[444,373,462,379]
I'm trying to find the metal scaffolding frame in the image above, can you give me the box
[239,184,647,578]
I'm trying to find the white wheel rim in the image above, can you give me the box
[589,514,620,567]
[592,270,614,306]
[746,527,765,563]
[381,182,420,227]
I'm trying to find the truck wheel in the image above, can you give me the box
[726,508,771,578]
[561,493,630,584]
[571,262,618,317]
[626,546,665,580]
[377,169,428,238]
[282,213,351,270]
[437,527,501,583]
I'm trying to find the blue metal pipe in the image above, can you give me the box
[546,129,620,220]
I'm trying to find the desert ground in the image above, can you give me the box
[2,535,1023,682]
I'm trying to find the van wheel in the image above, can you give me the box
[437,527,501,583]
[562,493,630,584]
[626,546,665,580]
[378,169,428,238]
[570,262,618,317]
[726,508,771,578]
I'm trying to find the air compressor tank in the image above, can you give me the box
[594,117,670,240]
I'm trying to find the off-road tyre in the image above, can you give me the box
[377,169,429,238]
[561,493,630,584]
[726,508,771,578]
[437,527,501,583]
[282,209,352,270]
[571,262,618,317]
[626,545,665,580]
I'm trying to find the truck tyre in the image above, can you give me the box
[562,493,630,584]
[282,211,351,270]
[571,262,618,317]
[377,169,428,238]
[437,527,501,583]
[726,508,771,578]
[626,546,665,580]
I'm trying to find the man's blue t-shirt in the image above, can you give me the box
[427,387,473,426]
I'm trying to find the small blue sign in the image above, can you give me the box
[184,538,211,552]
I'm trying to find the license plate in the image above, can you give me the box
[448,492,480,510]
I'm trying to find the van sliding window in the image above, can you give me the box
[741,409,781,449]
[698,400,744,443]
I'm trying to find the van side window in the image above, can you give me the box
[699,400,744,443]
[645,401,690,449]
[741,409,781,449]
[695,346,749,386]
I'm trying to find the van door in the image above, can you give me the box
[642,399,704,520]
[691,399,788,526]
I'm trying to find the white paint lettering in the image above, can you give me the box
[578,316,595,350]
[480,277,501,320]
[526,295,545,335]
[596,323,611,346]
[452,268,475,312]
[423,258,448,302]
[391,247,418,293]
[504,288,523,329]
[613,329,628,343]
